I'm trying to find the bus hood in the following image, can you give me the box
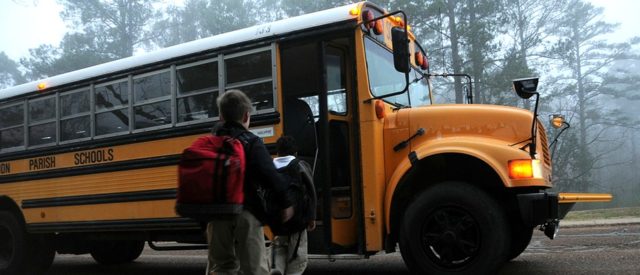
[405,104,536,147]
[383,103,553,189]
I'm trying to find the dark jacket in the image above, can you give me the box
[212,121,292,223]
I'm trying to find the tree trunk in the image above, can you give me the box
[446,0,464,103]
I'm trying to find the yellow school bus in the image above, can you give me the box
[0,2,611,274]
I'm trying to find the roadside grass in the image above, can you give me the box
[564,207,640,221]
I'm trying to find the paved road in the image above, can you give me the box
[45,223,640,275]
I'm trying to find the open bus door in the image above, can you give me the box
[280,37,362,256]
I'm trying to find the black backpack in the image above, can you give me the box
[262,158,316,236]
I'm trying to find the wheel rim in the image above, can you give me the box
[421,206,481,268]
[0,225,14,267]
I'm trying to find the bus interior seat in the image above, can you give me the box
[284,97,317,172]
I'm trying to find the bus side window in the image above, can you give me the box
[0,103,25,151]
[95,79,129,136]
[225,50,275,113]
[133,71,172,130]
[28,96,57,146]
[326,51,347,115]
[176,60,219,123]
[60,89,91,142]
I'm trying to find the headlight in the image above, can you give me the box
[508,159,543,179]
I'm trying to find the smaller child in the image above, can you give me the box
[270,136,316,275]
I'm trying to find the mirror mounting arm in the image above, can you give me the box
[512,77,541,159]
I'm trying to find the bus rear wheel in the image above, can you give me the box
[90,240,145,265]
[399,182,510,274]
[0,211,55,275]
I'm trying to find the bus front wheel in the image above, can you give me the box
[508,221,534,261]
[399,182,510,274]
[90,240,145,265]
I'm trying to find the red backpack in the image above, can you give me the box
[175,134,246,221]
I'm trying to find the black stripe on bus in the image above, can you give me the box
[0,111,280,162]
[0,155,180,184]
[21,188,177,209]
[26,217,200,233]
[1,138,278,185]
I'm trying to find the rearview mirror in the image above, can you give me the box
[392,27,409,73]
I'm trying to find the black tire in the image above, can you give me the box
[90,240,145,265]
[399,182,510,275]
[0,211,27,275]
[507,221,534,261]
[31,234,56,272]
[0,211,55,275]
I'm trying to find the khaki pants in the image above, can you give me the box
[269,230,308,275]
[206,210,269,275]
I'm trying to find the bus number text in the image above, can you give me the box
[255,25,271,36]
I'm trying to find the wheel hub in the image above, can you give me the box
[421,206,480,267]
[442,231,457,243]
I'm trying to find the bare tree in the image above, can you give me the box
[546,0,639,192]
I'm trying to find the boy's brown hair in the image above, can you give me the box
[216,89,252,122]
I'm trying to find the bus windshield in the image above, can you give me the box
[364,36,430,107]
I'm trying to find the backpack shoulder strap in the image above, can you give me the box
[296,159,317,221]
[234,131,260,147]
[285,158,302,179]
[296,160,314,190]
[288,158,301,169]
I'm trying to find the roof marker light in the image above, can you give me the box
[349,7,361,16]
[373,18,383,35]
[393,16,404,27]
[37,82,47,91]
[422,55,429,70]
[363,10,375,30]
[362,10,382,35]
[415,52,424,66]
[415,52,429,70]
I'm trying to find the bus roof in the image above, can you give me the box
[0,2,370,101]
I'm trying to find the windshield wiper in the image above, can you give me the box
[367,74,424,110]
[391,102,409,110]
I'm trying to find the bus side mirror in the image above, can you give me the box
[512,77,539,99]
[392,27,410,73]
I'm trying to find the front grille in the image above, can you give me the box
[537,121,551,166]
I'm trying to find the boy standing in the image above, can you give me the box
[206,90,293,275]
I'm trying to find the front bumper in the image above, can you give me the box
[516,192,613,227]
